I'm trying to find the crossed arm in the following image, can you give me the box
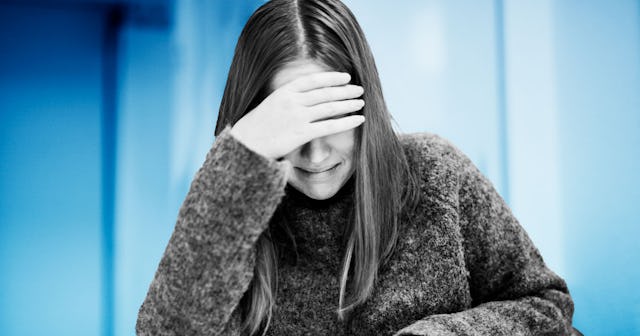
[394,141,575,336]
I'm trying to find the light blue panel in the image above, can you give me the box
[502,0,565,276]
[344,0,505,195]
[114,25,173,336]
[0,4,104,336]
[168,0,263,211]
[554,0,640,334]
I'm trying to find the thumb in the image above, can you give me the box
[276,159,293,180]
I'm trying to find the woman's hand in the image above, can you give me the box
[229,71,365,160]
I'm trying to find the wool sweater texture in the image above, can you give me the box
[136,126,576,336]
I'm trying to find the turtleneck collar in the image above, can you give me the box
[284,173,356,209]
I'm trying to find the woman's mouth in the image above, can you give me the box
[296,163,341,180]
[298,163,339,173]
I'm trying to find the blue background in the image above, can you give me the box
[0,0,638,335]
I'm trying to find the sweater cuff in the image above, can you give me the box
[207,125,289,181]
[198,125,289,240]
[393,316,456,336]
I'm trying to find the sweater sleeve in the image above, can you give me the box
[135,125,288,336]
[394,141,575,336]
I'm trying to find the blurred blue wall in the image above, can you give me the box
[0,0,638,335]
[113,2,261,335]
[0,3,107,335]
[554,2,640,334]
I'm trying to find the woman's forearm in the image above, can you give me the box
[135,126,288,336]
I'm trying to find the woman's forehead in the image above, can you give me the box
[270,59,333,92]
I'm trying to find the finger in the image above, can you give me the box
[308,99,365,122]
[286,71,352,92]
[301,85,364,106]
[306,115,365,139]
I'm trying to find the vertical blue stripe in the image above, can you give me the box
[102,6,121,336]
[494,0,510,203]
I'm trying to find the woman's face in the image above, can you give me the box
[270,59,357,200]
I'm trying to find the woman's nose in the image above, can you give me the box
[300,138,330,163]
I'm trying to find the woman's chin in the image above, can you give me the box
[297,184,337,200]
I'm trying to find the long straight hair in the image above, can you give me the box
[214,1,420,335]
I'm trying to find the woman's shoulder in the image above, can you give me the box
[397,131,468,173]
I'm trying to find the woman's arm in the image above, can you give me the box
[395,139,575,336]
[135,126,288,336]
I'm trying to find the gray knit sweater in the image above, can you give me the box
[136,126,575,335]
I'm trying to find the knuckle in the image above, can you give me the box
[325,104,336,114]
[326,120,339,132]
[308,76,320,87]
[308,90,322,103]
[280,96,296,108]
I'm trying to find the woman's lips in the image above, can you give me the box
[297,163,340,173]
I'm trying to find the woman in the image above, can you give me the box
[136,0,578,335]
